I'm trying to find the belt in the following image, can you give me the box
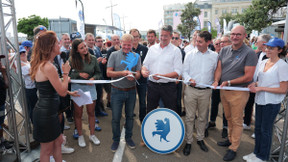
[111,85,136,91]
[189,85,210,90]
[149,81,175,85]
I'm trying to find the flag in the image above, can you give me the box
[215,18,221,36]
[173,12,182,30]
[113,13,122,37]
[207,21,212,33]
[75,0,85,39]
[223,19,227,34]
[158,19,163,34]
[193,16,201,31]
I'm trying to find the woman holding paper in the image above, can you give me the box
[244,38,288,162]
[69,38,102,147]
[30,31,70,162]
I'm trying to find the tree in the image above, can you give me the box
[17,15,49,40]
[238,0,286,34]
[177,2,201,41]
[219,13,238,29]
[201,28,217,39]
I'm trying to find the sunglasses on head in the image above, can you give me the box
[39,26,47,31]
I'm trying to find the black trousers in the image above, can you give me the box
[244,92,255,126]
[147,81,177,114]
[210,89,227,127]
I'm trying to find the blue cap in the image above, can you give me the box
[21,41,33,47]
[19,45,26,53]
[264,37,285,48]
[70,32,82,41]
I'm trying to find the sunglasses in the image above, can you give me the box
[215,43,220,46]
[172,37,179,40]
[39,26,47,31]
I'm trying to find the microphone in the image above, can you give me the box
[60,51,67,63]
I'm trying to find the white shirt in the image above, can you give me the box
[255,59,288,105]
[143,43,182,83]
[184,43,197,54]
[21,61,36,89]
[183,49,218,88]
[253,52,266,81]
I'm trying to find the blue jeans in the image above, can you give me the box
[111,87,136,142]
[254,103,280,161]
[136,82,147,123]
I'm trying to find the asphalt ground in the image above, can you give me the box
[59,98,255,162]
[2,92,256,162]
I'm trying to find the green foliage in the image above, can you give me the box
[238,0,286,34]
[177,2,201,41]
[201,28,217,39]
[17,15,49,40]
[219,13,238,28]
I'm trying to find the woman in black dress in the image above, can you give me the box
[30,31,71,162]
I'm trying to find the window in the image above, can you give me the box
[231,8,238,14]
[222,9,227,14]
[204,11,208,17]
[204,21,208,27]
[215,9,218,14]
[242,8,247,13]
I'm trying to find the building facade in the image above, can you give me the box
[163,0,252,31]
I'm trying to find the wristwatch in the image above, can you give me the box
[227,80,231,86]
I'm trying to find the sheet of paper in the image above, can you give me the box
[71,89,93,107]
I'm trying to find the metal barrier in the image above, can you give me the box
[271,95,288,162]
[0,0,31,161]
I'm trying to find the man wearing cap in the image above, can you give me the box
[213,25,257,161]
[21,41,32,53]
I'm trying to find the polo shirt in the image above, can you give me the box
[219,43,257,87]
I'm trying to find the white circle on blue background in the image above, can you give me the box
[141,108,185,154]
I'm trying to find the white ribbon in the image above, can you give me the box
[70,74,139,85]
[149,74,250,92]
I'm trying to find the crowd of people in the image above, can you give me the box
[0,23,287,162]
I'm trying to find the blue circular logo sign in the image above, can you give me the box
[141,108,185,154]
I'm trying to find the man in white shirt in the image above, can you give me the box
[184,30,199,54]
[182,31,218,156]
[142,25,182,113]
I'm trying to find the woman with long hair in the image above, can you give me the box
[69,38,102,147]
[244,38,288,162]
[30,31,70,162]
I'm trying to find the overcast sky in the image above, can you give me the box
[14,0,195,31]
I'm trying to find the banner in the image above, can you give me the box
[113,13,122,37]
[215,18,221,36]
[173,12,182,30]
[193,16,201,31]
[207,21,212,33]
[75,0,85,39]
[223,19,227,34]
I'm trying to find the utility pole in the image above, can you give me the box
[106,0,117,34]
[282,2,288,44]
[121,15,127,33]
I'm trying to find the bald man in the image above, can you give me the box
[212,25,257,161]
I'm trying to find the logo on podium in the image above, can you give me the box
[141,108,185,154]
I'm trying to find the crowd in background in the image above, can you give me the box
[0,24,287,162]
